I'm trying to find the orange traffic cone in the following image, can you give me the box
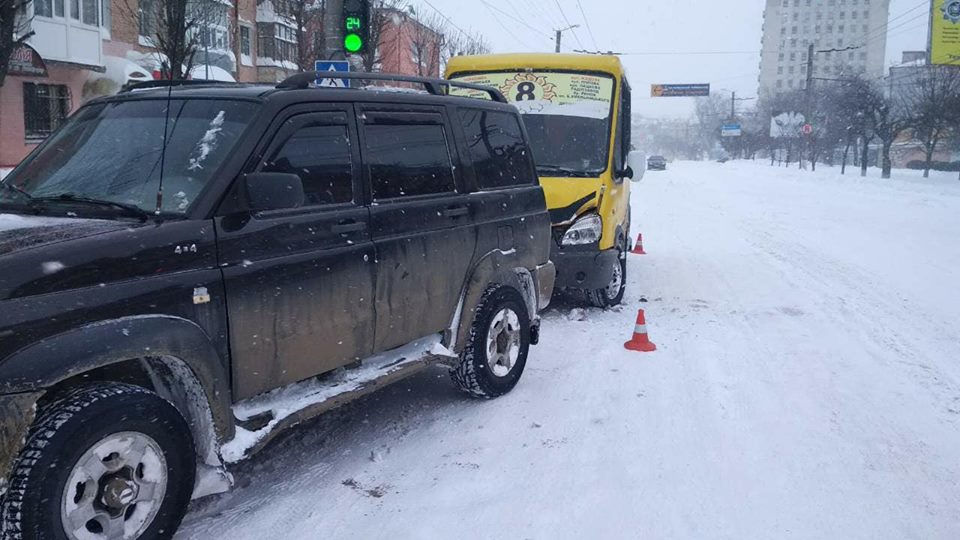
[624,309,657,352]
[631,233,647,255]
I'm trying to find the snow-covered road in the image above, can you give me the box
[177,161,960,539]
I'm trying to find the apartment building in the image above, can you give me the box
[757,0,891,96]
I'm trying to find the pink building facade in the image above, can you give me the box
[376,9,443,78]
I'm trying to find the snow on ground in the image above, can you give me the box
[0,168,10,180]
[176,161,960,540]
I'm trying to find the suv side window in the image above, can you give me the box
[459,108,535,189]
[364,120,455,200]
[262,123,354,206]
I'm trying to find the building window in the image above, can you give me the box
[34,0,67,18]
[240,26,251,56]
[257,22,297,63]
[35,0,52,17]
[101,0,110,31]
[23,83,71,141]
[139,0,157,37]
[81,0,97,25]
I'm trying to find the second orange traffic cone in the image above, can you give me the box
[624,309,657,352]
[631,233,647,255]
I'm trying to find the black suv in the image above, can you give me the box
[0,73,554,539]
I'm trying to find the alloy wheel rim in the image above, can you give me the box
[60,432,168,540]
[486,308,522,377]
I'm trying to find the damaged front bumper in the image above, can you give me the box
[0,391,41,500]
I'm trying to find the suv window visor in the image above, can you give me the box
[5,99,259,216]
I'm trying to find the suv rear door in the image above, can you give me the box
[453,106,547,265]
[358,105,477,352]
[217,106,377,400]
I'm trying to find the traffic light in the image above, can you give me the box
[343,0,370,54]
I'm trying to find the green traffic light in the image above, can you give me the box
[345,33,363,53]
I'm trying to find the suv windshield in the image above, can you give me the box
[449,71,615,177]
[1,98,258,215]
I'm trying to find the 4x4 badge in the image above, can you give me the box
[193,287,211,305]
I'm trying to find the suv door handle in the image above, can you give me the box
[332,220,368,234]
[442,205,469,218]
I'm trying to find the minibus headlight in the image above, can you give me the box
[562,214,602,246]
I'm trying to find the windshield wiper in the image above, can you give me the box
[31,193,152,220]
[537,165,596,177]
[0,181,33,201]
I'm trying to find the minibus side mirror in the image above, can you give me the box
[625,151,646,183]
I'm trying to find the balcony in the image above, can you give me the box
[25,0,105,70]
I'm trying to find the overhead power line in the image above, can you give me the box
[478,0,553,39]
[420,0,472,41]
[575,0,599,50]
[553,0,585,49]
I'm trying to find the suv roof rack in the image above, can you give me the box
[120,79,237,93]
[276,71,508,104]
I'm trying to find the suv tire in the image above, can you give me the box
[1,383,196,540]
[452,286,531,398]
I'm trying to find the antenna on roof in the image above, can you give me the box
[155,63,174,216]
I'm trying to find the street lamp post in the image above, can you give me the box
[554,24,580,53]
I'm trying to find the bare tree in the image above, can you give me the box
[442,28,489,69]
[408,8,444,76]
[270,0,325,72]
[122,0,227,79]
[359,0,404,73]
[900,66,960,178]
[0,0,32,88]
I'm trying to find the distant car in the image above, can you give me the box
[647,156,667,170]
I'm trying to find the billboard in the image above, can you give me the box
[931,0,960,65]
[650,84,710,97]
[770,112,805,138]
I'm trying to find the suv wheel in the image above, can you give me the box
[452,286,531,398]
[2,383,196,540]
[587,244,627,308]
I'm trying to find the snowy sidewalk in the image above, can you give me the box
[177,161,960,540]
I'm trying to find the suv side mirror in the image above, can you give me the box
[244,172,304,212]
[626,151,646,183]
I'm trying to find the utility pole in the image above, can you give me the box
[804,42,815,170]
[324,0,345,60]
[730,91,736,119]
[554,24,580,53]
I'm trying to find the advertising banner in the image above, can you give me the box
[650,84,710,97]
[932,0,960,65]
[450,71,614,118]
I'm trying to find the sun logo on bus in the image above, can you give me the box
[500,73,557,103]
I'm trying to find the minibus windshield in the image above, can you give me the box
[449,71,615,177]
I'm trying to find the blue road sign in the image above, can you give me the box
[721,124,743,137]
[315,61,351,88]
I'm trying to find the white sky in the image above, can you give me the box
[420,0,929,119]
